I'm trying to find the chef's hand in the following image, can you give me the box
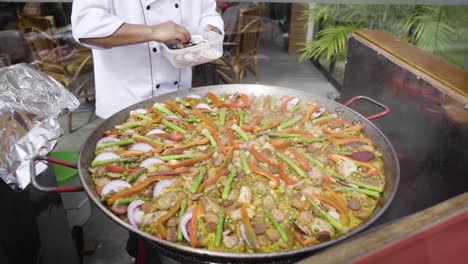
[151,21,191,43]
[204,24,222,35]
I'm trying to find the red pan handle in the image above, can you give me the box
[30,155,84,193]
[344,96,390,120]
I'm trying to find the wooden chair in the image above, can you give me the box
[210,4,265,84]
[17,11,94,133]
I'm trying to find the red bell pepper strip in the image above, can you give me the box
[211,129,227,154]
[301,103,317,123]
[248,161,279,189]
[115,150,145,157]
[155,199,182,239]
[190,203,205,247]
[254,117,282,133]
[271,139,292,149]
[147,167,191,176]
[167,150,215,168]
[249,145,277,166]
[207,92,223,107]
[107,175,174,205]
[281,97,297,113]
[198,167,228,192]
[105,163,128,173]
[311,193,350,226]
[322,124,362,135]
[222,93,251,109]
[286,149,312,171]
[163,100,186,117]
[241,204,258,249]
[294,231,318,246]
[170,137,210,151]
[104,130,122,136]
[328,153,378,176]
[333,137,374,146]
[277,161,299,185]
[315,118,352,127]
[193,109,218,131]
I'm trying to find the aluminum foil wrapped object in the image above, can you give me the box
[0,63,80,190]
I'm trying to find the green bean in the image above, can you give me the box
[182,117,201,123]
[161,119,189,134]
[177,198,188,241]
[270,96,276,109]
[343,187,380,198]
[214,207,225,247]
[338,177,383,193]
[238,109,245,126]
[293,137,327,144]
[131,134,164,146]
[289,102,303,112]
[126,168,147,183]
[275,152,307,178]
[295,149,324,168]
[219,109,226,125]
[231,124,250,141]
[132,113,152,121]
[190,166,207,193]
[160,153,198,161]
[264,208,288,242]
[240,150,252,174]
[278,116,301,129]
[202,129,217,147]
[222,169,236,200]
[96,139,135,150]
[91,158,120,168]
[267,133,301,138]
[175,97,190,107]
[306,196,347,233]
[115,197,152,205]
[115,121,142,130]
[259,95,264,109]
[153,103,175,115]
[312,114,338,124]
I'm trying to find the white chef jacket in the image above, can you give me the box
[71,0,223,119]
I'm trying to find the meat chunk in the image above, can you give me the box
[254,223,266,235]
[299,211,313,223]
[348,198,362,211]
[222,200,234,207]
[318,231,331,241]
[206,222,217,233]
[204,212,218,223]
[141,202,152,214]
[310,218,335,237]
[223,236,239,248]
[166,217,179,227]
[111,203,128,215]
[355,209,370,220]
[166,228,177,242]
[237,186,252,204]
[265,229,280,241]
[258,235,269,247]
[263,195,276,210]
[291,193,304,210]
[271,209,285,222]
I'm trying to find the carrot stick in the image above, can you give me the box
[107,175,174,205]
[254,117,281,133]
[250,145,277,166]
[147,167,190,177]
[198,168,228,192]
[155,199,182,239]
[211,130,227,154]
[287,149,312,171]
[115,150,145,157]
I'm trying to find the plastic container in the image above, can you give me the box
[161,27,223,68]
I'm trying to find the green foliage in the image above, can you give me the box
[301,4,456,62]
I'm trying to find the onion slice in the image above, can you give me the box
[311,107,325,119]
[97,136,118,145]
[127,200,145,228]
[93,152,120,163]
[146,129,167,136]
[101,180,131,197]
[179,212,193,242]
[240,224,251,247]
[153,179,174,198]
[286,97,299,111]
[130,143,154,152]
[130,108,147,115]
[140,158,164,169]
[186,94,201,99]
[195,103,213,111]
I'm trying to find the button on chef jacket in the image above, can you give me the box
[71,0,224,119]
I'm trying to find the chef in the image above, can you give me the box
[71,0,223,119]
